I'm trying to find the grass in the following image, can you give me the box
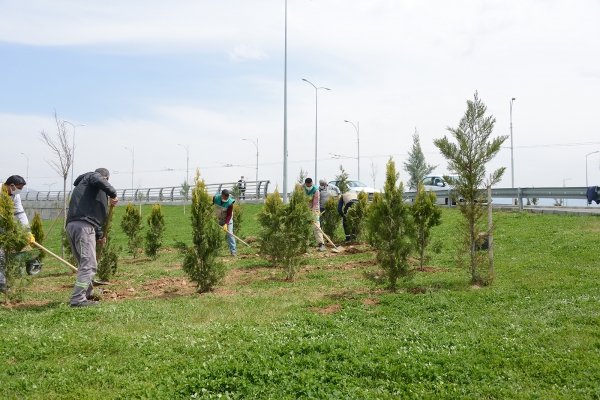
[2,204,600,398]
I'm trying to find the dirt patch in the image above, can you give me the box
[308,304,342,314]
[363,298,380,306]
[411,287,427,295]
[410,266,450,273]
[1,299,53,309]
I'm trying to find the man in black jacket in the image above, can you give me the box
[66,168,118,307]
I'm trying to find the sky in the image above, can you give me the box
[1,0,600,195]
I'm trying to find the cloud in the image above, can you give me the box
[228,44,268,62]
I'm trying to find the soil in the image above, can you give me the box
[308,304,342,314]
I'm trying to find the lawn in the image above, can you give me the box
[1,204,600,399]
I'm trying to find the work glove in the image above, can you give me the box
[29,233,36,244]
[222,224,229,233]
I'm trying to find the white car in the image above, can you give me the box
[328,180,379,201]
[408,176,456,205]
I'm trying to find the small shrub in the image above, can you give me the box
[30,212,45,261]
[335,165,350,194]
[257,186,313,280]
[233,203,244,236]
[365,157,415,290]
[97,208,119,281]
[145,204,165,260]
[178,171,225,293]
[345,191,369,242]
[321,195,341,240]
[0,186,32,302]
[412,183,442,271]
[121,202,143,258]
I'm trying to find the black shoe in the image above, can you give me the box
[318,243,326,252]
[71,301,99,307]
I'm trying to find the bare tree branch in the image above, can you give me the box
[39,110,72,180]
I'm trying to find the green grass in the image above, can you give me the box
[2,205,600,398]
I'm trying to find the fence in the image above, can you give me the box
[403,186,600,211]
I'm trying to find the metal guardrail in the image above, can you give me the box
[403,186,600,211]
[22,180,271,203]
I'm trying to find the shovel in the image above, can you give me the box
[312,222,343,253]
[31,241,78,273]
[224,229,251,248]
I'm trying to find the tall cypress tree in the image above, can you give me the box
[403,128,437,188]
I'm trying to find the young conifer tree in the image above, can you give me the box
[257,186,312,280]
[178,170,225,293]
[121,202,143,258]
[0,186,31,302]
[412,183,442,271]
[321,195,341,240]
[257,188,285,267]
[365,157,415,290]
[30,212,45,261]
[145,204,165,260]
[335,165,350,194]
[403,128,437,188]
[345,191,369,242]
[229,185,244,236]
[97,208,119,281]
[433,92,507,285]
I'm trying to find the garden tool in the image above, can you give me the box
[43,207,64,241]
[31,241,78,273]
[224,229,251,248]
[312,222,343,253]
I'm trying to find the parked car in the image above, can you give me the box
[328,180,379,201]
[408,176,456,205]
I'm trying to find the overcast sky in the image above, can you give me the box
[1,0,600,194]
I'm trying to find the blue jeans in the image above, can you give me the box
[219,220,236,254]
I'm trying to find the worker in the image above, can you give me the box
[213,189,236,256]
[302,178,325,252]
[237,176,247,200]
[318,179,340,227]
[338,189,359,241]
[66,168,118,307]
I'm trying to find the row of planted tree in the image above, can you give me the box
[1,91,505,302]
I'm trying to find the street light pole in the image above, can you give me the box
[64,120,85,186]
[510,98,516,188]
[243,138,259,182]
[21,153,29,192]
[43,182,58,191]
[586,151,599,187]
[178,144,190,185]
[125,147,134,200]
[302,79,330,181]
[283,0,288,203]
[344,120,360,181]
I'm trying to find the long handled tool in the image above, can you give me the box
[31,241,78,273]
[224,228,251,248]
[313,222,343,253]
[43,207,64,242]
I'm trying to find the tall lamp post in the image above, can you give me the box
[243,138,259,182]
[510,98,516,188]
[21,153,29,192]
[64,120,85,186]
[586,151,599,187]
[344,120,360,181]
[302,79,330,181]
[283,0,288,203]
[125,147,134,200]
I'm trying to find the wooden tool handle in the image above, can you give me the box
[32,241,78,273]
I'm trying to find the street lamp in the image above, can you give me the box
[177,144,190,185]
[344,120,360,181]
[283,0,288,203]
[586,151,599,187]
[243,138,259,182]
[302,78,330,181]
[125,147,134,200]
[64,120,85,186]
[21,153,29,192]
[43,182,58,191]
[510,98,516,188]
